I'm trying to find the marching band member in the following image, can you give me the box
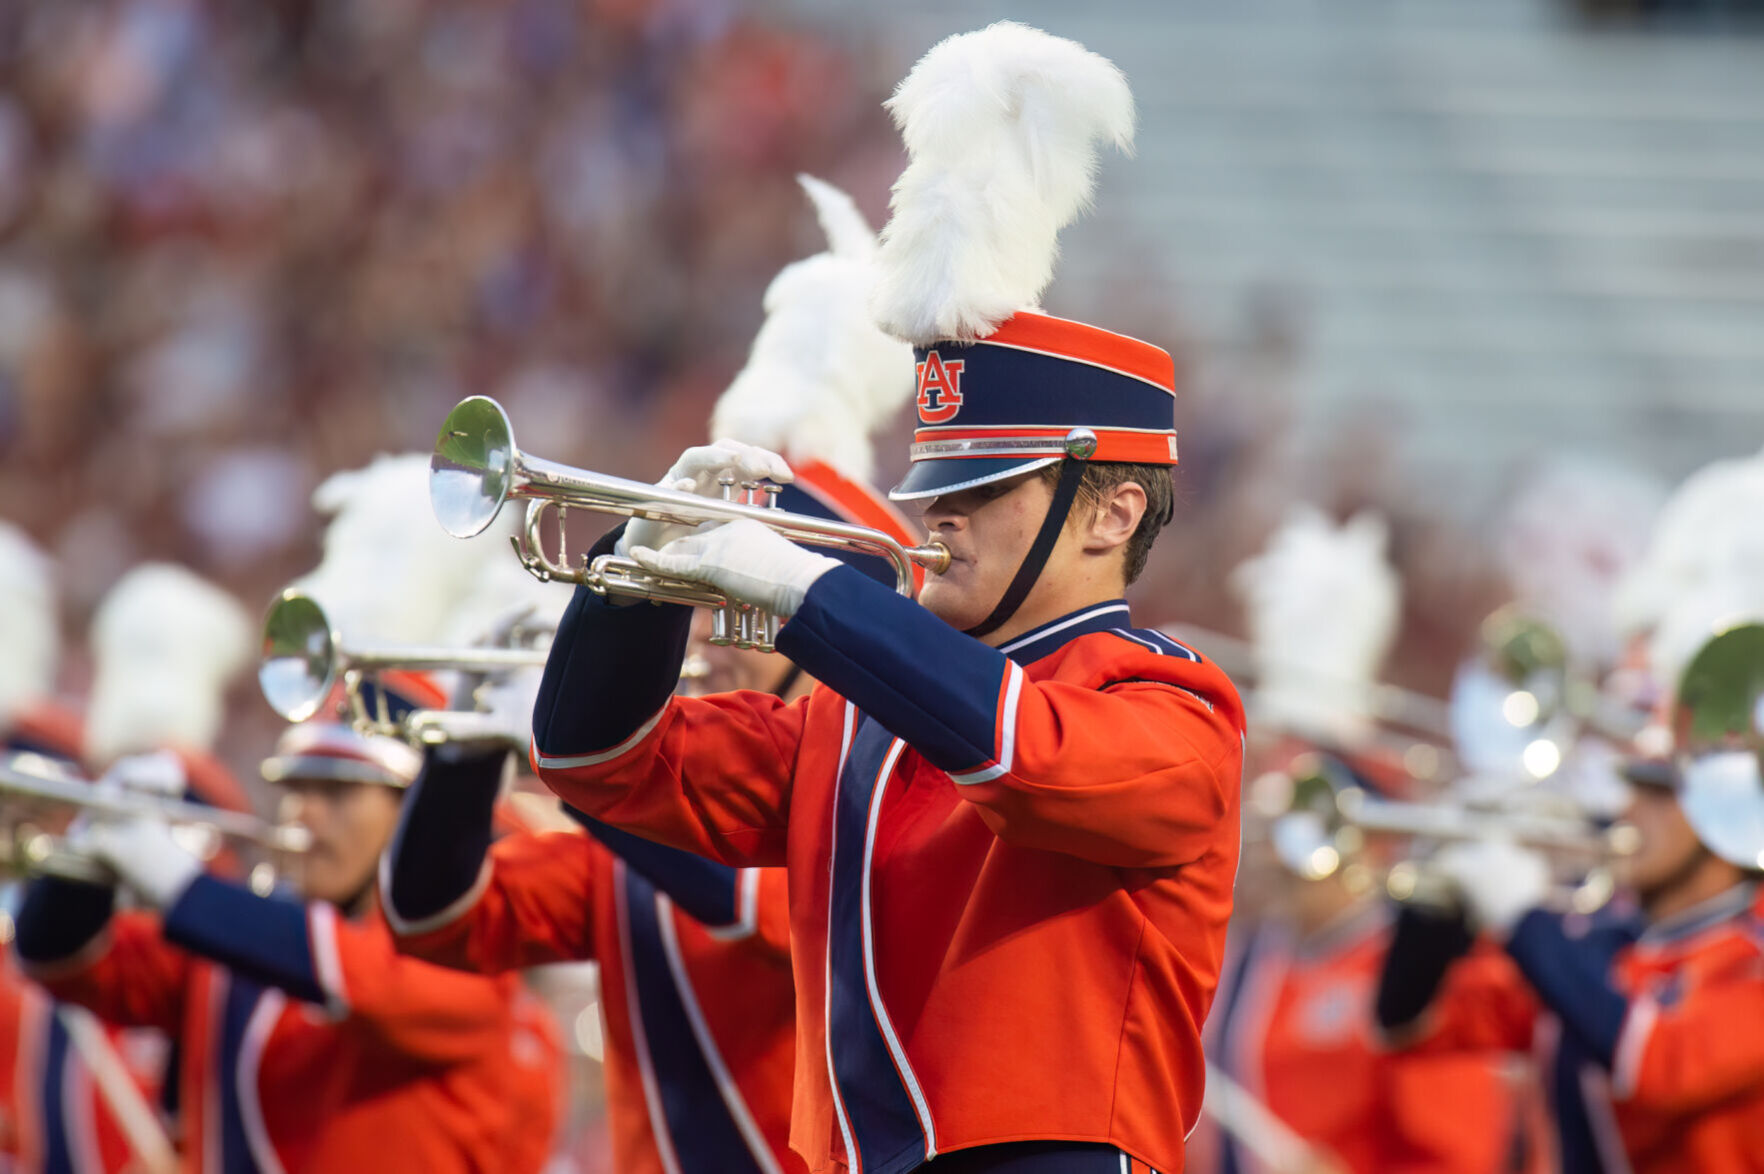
[14,487,565,1174]
[1378,449,1764,1174]
[384,173,920,1174]
[1194,507,1530,1174]
[0,525,171,1174]
[525,23,1243,1174]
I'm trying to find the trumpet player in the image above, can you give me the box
[521,25,1243,1174]
[0,532,179,1174]
[1190,506,1533,1174]
[15,491,564,1173]
[385,171,926,1174]
[1379,452,1764,1174]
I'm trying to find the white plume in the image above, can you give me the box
[296,453,516,646]
[708,176,914,482]
[1614,445,1764,639]
[1232,505,1403,748]
[86,563,252,766]
[870,21,1135,344]
[1496,455,1665,669]
[0,523,59,726]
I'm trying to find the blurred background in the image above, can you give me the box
[1,1,1761,1161]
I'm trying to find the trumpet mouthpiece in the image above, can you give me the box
[914,542,953,576]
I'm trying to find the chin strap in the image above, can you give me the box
[964,430,1097,640]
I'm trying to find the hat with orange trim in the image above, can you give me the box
[866,22,1171,633]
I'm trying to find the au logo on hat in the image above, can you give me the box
[915,351,965,424]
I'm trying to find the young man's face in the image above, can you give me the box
[277,778,403,908]
[914,468,1145,644]
[915,472,1058,636]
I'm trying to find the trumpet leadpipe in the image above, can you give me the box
[0,754,313,857]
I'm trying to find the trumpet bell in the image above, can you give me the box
[1673,621,1764,869]
[260,590,339,723]
[431,396,517,539]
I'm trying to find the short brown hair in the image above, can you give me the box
[1040,461,1174,586]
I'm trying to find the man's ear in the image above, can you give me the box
[1083,481,1146,555]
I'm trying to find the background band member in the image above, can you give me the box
[0,526,172,1174]
[525,23,1244,1174]
[13,486,565,1174]
[1195,506,1534,1174]
[385,173,918,1174]
[1378,453,1764,1174]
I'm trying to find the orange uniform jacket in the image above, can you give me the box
[17,881,560,1174]
[0,953,163,1174]
[1199,907,1527,1174]
[1389,885,1764,1174]
[531,560,1245,1174]
[390,825,802,1174]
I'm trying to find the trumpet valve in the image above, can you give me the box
[710,604,733,647]
[718,473,738,502]
[763,483,782,510]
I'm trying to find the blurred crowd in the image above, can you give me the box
[0,0,1600,797]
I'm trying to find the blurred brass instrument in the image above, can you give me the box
[1459,607,1645,783]
[1669,621,1764,869]
[429,396,951,653]
[1256,754,1638,913]
[260,589,549,748]
[0,752,312,885]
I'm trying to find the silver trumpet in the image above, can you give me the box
[260,589,549,748]
[429,396,952,652]
[0,752,312,886]
[1259,754,1638,913]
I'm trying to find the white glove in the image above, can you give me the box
[97,750,187,797]
[72,751,203,908]
[617,440,794,558]
[1433,837,1549,937]
[629,518,840,619]
[74,815,203,909]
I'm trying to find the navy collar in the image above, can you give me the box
[993,599,1134,667]
[1640,882,1759,946]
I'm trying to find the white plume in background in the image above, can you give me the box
[1497,455,1666,669]
[709,175,914,481]
[297,453,515,646]
[441,552,571,648]
[870,21,1135,344]
[86,563,252,766]
[1231,505,1403,749]
[1613,444,1764,640]
[0,523,59,726]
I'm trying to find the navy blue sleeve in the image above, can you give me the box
[531,524,694,759]
[14,878,115,964]
[567,809,741,928]
[1376,902,1474,1033]
[1505,907,1631,1067]
[776,564,1009,774]
[160,876,326,1004]
[384,743,508,924]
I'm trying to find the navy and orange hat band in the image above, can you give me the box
[890,311,1179,501]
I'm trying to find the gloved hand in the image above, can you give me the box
[629,518,840,619]
[69,751,204,908]
[98,750,187,797]
[616,440,794,559]
[1432,837,1549,937]
[73,815,203,909]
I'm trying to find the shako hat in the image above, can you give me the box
[868,22,1176,503]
